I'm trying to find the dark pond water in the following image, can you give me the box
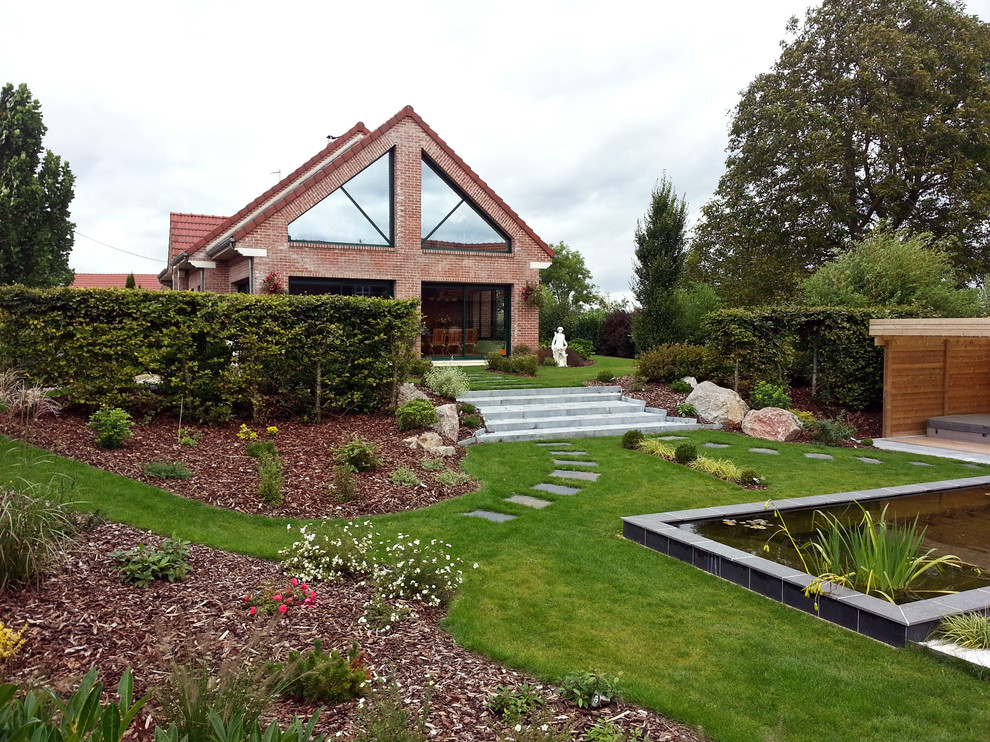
[681,486,990,601]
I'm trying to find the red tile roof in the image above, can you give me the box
[72,274,166,290]
[181,106,553,260]
[169,212,226,259]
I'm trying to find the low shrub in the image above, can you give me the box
[109,537,192,587]
[326,467,355,506]
[514,344,533,356]
[419,457,445,472]
[359,594,411,632]
[280,521,378,583]
[88,406,133,449]
[0,620,26,662]
[0,483,80,590]
[407,356,433,378]
[738,467,763,486]
[334,436,380,472]
[486,683,546,720]
[807,413,856,446]
[461,414,483,429]
[389,466,420,486]
[559,670,623,709]
[424,367,469,399]
[396,399,439,430]
[637,343,722,383]
[142,461,193,480]
[750,381,792,410]
[350,673,431,742]
[273,640,368,704]
[621,430,645,450]
[596,370,615,383]
[674,442,698,464]
[861,437,874,447]
[669,379,693,393]
[178,428,199,447]
[243,578,318,617]
[638,438,676,460]
[568,338,595,359]
[688,456,745,483]
[247,440,277,459]
[435,470,471,487]
[676,402,699,418]
[789,408,816,427]
[458,402,477,414]
[257,449,284,507]
[487,352,539,376]
[628,377,648,392]
[934,612,990,649]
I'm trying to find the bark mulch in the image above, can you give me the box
[0,405,704,742]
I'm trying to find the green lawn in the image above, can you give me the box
[460,354,637,389]
[4,430,990,741]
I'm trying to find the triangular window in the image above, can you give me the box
[289,150,393,246]
[421,156,510,252]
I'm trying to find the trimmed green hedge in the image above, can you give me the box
[701,306,929,409]
[0,287,420,421]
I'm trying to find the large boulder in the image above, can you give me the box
[402,431,456,457]
[742,407,802,442]
[397,382,428,406]
[685,381,750,426]
[433,403,460,442]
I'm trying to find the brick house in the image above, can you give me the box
[159,106,553,357]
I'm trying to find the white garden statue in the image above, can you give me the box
[551,326,568,367]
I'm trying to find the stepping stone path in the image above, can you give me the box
[534,482,582,496]
[550,469,600,481]
[704,442,730,449]
[553,459,598,467]
[909,461,934,467]
[804,453,834,460]
[465,510,516,522]
[857,457,882,464]
[506,494,552,509]
[750,448,779,455]
[550,451,588,456]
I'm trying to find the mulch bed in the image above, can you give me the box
[0,396,704,742]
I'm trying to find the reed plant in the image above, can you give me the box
[934,612,990,650]
[637,438,676,461]
[0,479,80,590]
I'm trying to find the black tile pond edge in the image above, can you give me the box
[621,475,990,647]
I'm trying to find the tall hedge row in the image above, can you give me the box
[701,306,929,409]
[0,287,421,421]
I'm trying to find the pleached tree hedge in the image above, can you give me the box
[0,287,421,422]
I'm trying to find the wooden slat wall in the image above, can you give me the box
[880,336,990,437]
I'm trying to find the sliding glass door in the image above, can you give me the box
[421,283,509,358]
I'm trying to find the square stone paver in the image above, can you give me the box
[550,451,588,456]
[704,442,730,449]
[963,463,982,469]
[750,448,780,455]
[856,457,882,464]
[533,483,581,496]
[909,461,934,467]
[804,453,834,460]
[553,459,598,467]
[550,469,600,481]
[538,442,569,447]
[659,436,689,441]
[464,510,516,522]
[506,494,552,509]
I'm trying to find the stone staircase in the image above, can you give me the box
[457,386,712,445]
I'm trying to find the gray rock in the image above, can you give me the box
[742,407,802,442]
[397,382,428,406]
[680,376,698,388]
[685,381,750,426]
[403,431,456,457]
[433,403,460,442]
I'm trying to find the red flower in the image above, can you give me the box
[290,577,298,587]
[278,604,288,614]
[273,594,283,601]
[249,606,257,616]
[243,595,250,602]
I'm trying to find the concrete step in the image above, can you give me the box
[463,392,625,407]
[466,421,711,444]
[481,400,648,420]
[485,412,669,432]
[460,385,621,399]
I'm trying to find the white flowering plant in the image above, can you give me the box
[280,521,476,608]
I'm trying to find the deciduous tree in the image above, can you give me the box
[0,83,75,287]
[691,0,990,305]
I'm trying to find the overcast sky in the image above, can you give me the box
[4,0,990,296]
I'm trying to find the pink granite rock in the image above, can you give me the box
[742,407,802,442]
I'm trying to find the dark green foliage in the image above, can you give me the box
[395,399,439,430]
[559,670,623,710]
[567,338,595,359]
[750,382,792,410]
[674,442,698,464]
[691,1,990,304]
[637,343,722,383]
[539,242,601,308]
[486,683,546,720]
[669,380,692,393]
[142,461,193,480]
[671,282,723,344]
[109,538,192,587]
[807,413,857,446]
[273,640,368,705]
[596,369,615,383]
[738,468,762,486]
[247,440,277,459]
[621,430,645,450]
[861,438,874,447]
[676,403,698,418]
[333,436,380,472]
[125,273,136,289]
[0,288,420,420]
[257,450,284,507]
[702,305,926,409]
[458,402,477,414]
[88,406,133,449]
[632,175,688,350]
[331,465,358,504]
[487,352,539,376]
[0,84,75,288]
[406,357,432,378]
[461,414,482,429]
[598,309,635,358]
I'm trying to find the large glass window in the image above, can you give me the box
[289,277,394,298]
[421,283,509,357]
[288,151,393,246]
[421,156,510,252]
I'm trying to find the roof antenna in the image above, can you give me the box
[271,170,281,181]
[327,134,338,140]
